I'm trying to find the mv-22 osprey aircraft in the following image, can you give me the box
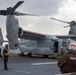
[0,1,76,57]
[0,1,38,48]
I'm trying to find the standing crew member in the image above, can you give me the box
[3,44,10,70]
[0,47,2,59]
[57,43,76,74]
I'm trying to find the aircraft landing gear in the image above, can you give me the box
[28,53,32,57]
[19,52,24,56]
[43,55,48,58]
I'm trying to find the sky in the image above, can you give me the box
[0,0,76,40]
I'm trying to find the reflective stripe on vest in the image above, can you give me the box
[70,57,76,60]
[4,51,10,56]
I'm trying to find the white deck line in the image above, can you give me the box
[13,70,31,74]
[31,62,57,65]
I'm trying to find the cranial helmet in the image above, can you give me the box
[68,43,76,51]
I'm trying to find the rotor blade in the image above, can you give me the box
[64,25,70,28]
[21,13,40,16]
[0,10,7,15]
[15,12,40,16]
[50,17,70,24]
[12,1,24,12]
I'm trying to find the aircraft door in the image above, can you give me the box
[54,41,58,53]
[53,39,62,54]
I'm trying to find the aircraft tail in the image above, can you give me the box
[0,28,3,45]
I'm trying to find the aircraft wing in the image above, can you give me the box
[19,30,76,40]
[19,30,45,40]
[56,35,76,39]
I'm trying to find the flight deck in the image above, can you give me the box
[0,53,60,75]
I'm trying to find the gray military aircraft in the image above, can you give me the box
[0,28,3,45]
[18,18,76,57]
[51,17,76,35]
[0,1,76,57]
[0,1,38,49]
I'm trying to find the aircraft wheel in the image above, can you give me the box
[28,53,32,57]
[19,52,24,56]
[56,54,59,58]
[43,55,48,58]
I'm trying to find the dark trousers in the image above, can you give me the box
[0,55,2,59]
[4,56,8,69]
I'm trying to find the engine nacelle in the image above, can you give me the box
[18,27,23,36]
[6,15,19,49]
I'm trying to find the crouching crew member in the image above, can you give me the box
[57,43,76,74]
